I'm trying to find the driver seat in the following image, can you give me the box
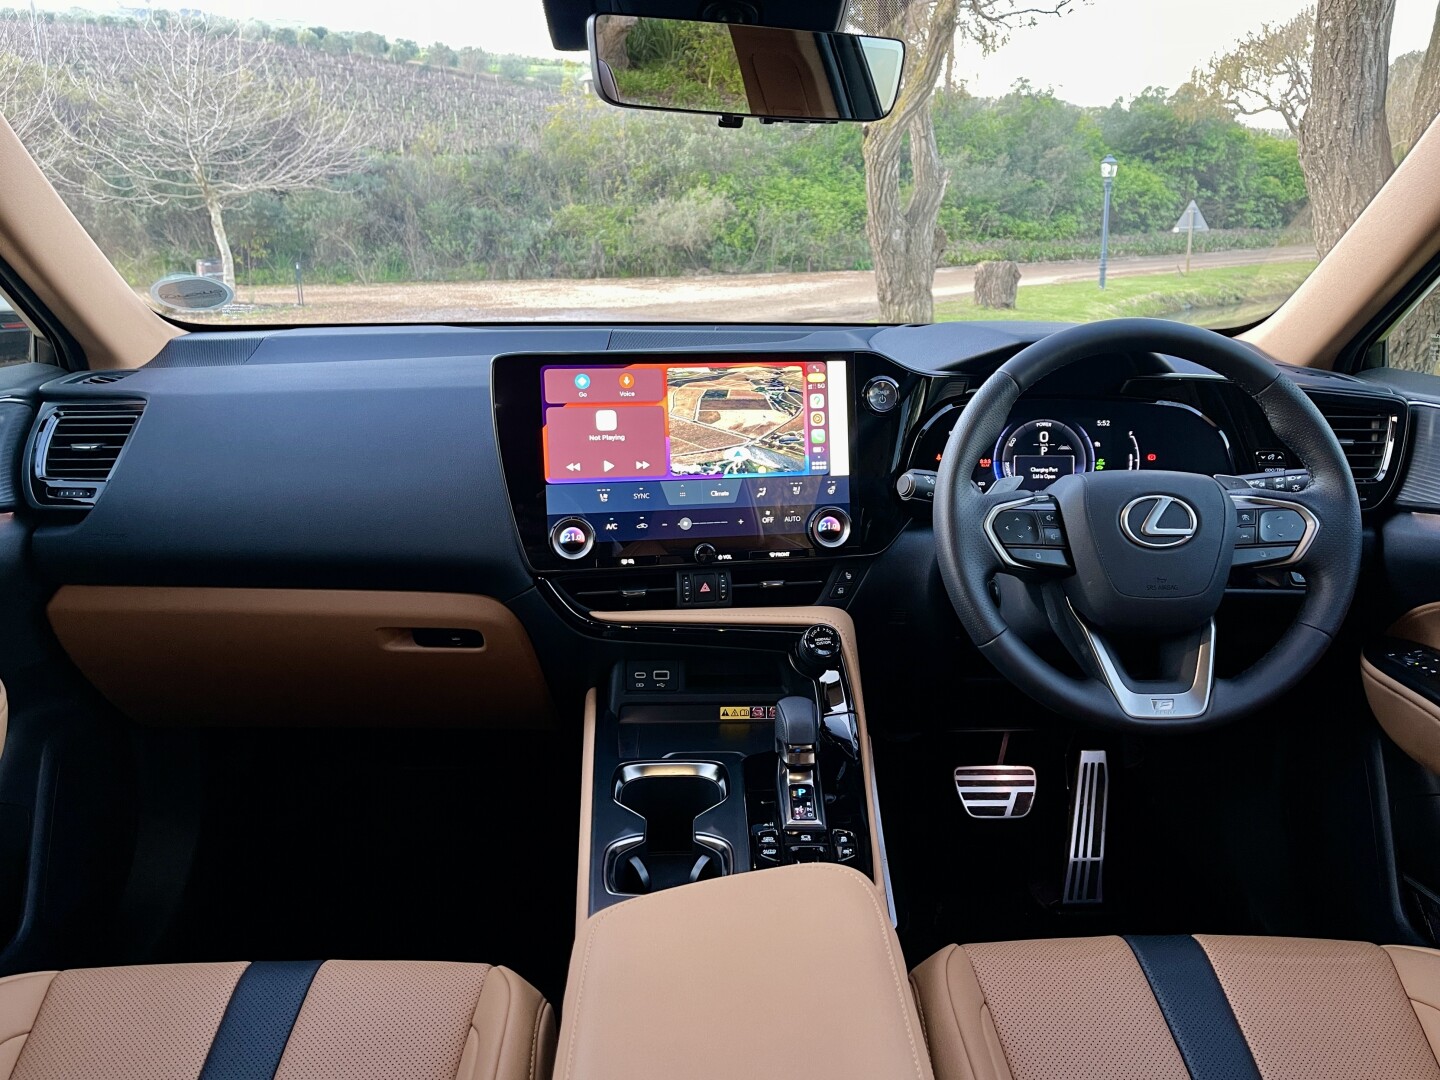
[910,935,1440,1080]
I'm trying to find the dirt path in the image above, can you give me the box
[221,244,1317,324]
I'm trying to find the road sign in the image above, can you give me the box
[1172,201,1209,233]
[1172,201,1209,274]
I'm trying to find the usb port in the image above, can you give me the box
[652,670,671,681]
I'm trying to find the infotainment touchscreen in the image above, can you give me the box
[540,359,851,560]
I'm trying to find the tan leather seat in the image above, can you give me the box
[911,934,1440,1080]
[0,959,554,1080]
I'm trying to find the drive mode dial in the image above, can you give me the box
[550,517,595,560]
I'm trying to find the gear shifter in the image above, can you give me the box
[775,695,818,767]
[775,695,826,842]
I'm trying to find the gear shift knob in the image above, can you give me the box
[775,695,819,765]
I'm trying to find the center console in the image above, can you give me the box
[575,608,891,924]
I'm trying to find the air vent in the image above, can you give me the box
[32,402,143,506]
[78,371,133,386]
[1315,401,1398,482]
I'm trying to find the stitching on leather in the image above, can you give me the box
[810,864,928,1080]
[527,996,544,1080]
[1383,946,1440,1068]
[909,973,930,1048]
[561,901,620,1080]
[949,946,1001,1080]
[7,970,59,1076]
[466,964,495,1080]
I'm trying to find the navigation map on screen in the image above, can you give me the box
[542,360,846,484]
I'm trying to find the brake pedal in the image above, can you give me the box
[954,765,1037,819]
[1062,750,1108,905]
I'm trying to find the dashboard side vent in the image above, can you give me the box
[32,402,144,506]
[1315,401,1398,482]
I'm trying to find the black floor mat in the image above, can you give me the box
[875,723,1282,968]
[142,726,580,1006]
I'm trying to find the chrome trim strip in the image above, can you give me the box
[1071,607,1216,720]
[866,739,898,927]
[1373,411,1399,483]
[615,760,727,793]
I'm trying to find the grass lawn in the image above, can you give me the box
[936,260,1317,324]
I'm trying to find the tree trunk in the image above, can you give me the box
[1410,3,1440,151]
[974,261,1021,308]
[862,0,959,324]
[205,196,236,291]
[1387,290,1440,374]
[1298,0,1396,258]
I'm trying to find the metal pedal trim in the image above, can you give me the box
[954,765,1037,820]
[1062,750,1108,905]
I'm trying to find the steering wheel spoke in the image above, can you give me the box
[1064,605,1216,721]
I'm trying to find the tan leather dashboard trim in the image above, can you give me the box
[556,864,934,1080]
[588,606,890,905]
[47,586,554,727]
[0,117,179,370]
[1363,602,1440,774]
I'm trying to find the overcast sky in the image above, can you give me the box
[31,0,1439,108]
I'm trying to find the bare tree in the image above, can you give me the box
[0,16,63,169]
[56,17,364,288]
[855,0,1073,323]
[1197,7,1314,137]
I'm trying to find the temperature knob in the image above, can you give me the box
[550,517,594,560]
[808,507,851,549]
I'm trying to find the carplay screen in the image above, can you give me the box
[540,359,851,546]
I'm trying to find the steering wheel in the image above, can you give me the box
[934,318,1362,731]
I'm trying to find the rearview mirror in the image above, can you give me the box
[588,15,904,125]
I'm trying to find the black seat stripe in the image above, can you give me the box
[1124,935,1261,1080]
[198,960,324,1080]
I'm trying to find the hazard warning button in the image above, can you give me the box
[677,569,732,608]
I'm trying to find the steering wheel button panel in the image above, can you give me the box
[1009,547,1071,569]
[993,511,1041,545]
[1233,544,1298,567]
[1259,509,1307,543]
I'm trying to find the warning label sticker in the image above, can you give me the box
[719,706,778,721]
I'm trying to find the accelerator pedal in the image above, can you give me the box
[1061,749,1109,905]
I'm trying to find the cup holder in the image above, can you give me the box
[607,762,731,896]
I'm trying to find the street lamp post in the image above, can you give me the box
[1099,155,1118,290]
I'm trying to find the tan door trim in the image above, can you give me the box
[1362,600,1440,774]
[0,117,179,370]
[588,606,890,910]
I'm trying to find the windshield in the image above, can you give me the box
[1,1,1436,328]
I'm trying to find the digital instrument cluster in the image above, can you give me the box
[909,398,1235,491]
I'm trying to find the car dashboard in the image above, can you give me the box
[13,323,1419,620]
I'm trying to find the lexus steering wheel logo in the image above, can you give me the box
[1120,495,1198,549]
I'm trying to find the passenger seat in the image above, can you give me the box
[911,934,1440,1080]
[0,959,554,1080]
